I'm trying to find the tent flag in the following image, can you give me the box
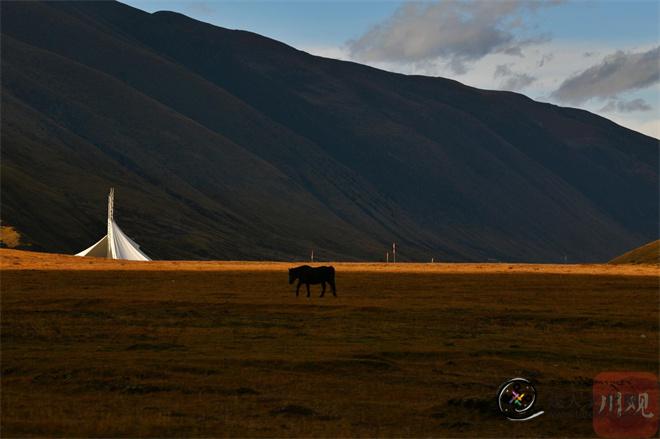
[76,188,151,261]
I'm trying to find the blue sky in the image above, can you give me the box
[123,0,660,138]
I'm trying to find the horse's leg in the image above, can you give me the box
[331,280,337,297]
[306,283,311,298]
[320,282,326,297]
[296,280,301,297]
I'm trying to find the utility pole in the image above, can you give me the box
[392,243,396,263]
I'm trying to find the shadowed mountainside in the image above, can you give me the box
[1,1,658,261]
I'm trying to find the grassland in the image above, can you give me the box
[1,249,658,437]
[610,240,659,265]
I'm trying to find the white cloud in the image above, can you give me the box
[494,63,536,90]
[537,52,554,68]
[551,46,660,104]
[346,0,559,74]
[599,98,652,113]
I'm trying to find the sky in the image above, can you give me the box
[123,0,660,139]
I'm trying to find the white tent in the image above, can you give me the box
[76,188,151,261]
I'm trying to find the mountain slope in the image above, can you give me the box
[1,1,657,261]
[609,240,659,265]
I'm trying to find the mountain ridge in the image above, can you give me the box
[1,0,657,261]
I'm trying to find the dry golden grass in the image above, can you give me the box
[0,226,21,248]
[1,249,658,437]
[1,249,657,276]
[610,240,660,265]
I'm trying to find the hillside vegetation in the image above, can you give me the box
[0,225,21,248]
[609,240,659,265]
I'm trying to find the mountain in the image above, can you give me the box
[609,240,659,265]
[1,1,658,262]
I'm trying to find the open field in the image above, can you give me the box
[1,249,659,437]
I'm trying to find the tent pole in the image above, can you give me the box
[107,188,114,258]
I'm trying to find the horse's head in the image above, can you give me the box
[288,268,295,284]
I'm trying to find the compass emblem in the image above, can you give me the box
[497,377,544,421]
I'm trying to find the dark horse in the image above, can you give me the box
[288,265,336,297]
